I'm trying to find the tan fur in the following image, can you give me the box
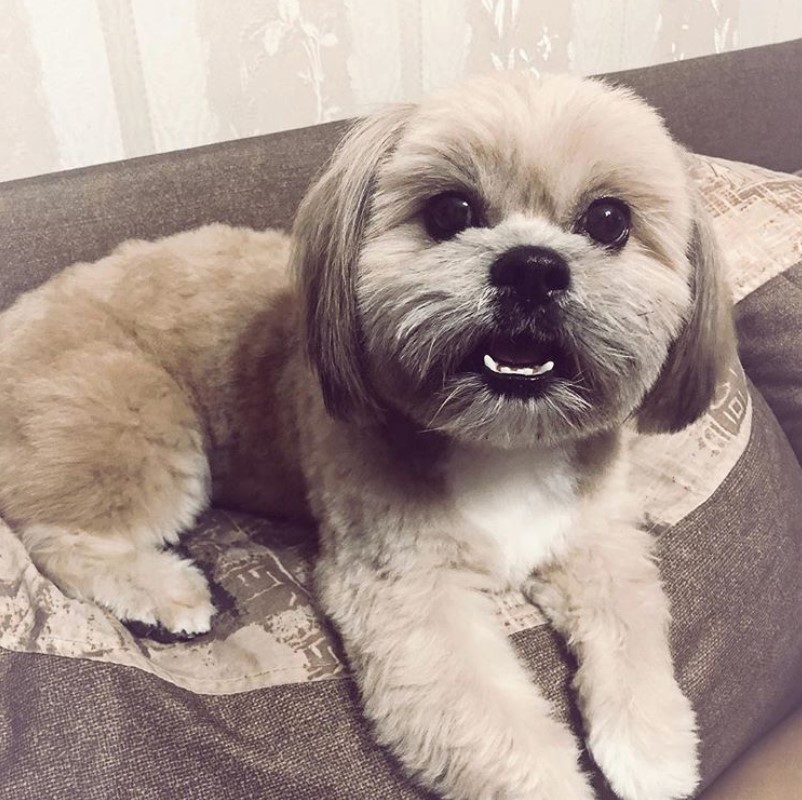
[0,225,307,630]
[0,74,735,799]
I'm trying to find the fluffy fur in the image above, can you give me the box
[0,73,735,799]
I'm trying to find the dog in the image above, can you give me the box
[0,73,734,800]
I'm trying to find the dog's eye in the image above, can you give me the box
[423,193,476,241]
[579,198,631,248]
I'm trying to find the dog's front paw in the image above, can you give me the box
[99,550,216,638]
[587,681,699,800]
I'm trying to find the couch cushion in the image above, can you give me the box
[2,156,802,799]
[738,264,802,462]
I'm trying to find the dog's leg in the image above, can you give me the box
[524,523,699,800]
[1,347,214,636]
[316,557,595,800]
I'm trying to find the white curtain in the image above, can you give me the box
[2,0,800,182]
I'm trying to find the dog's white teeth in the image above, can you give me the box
[482,354,554,377]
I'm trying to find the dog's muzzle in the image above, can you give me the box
[453,245,575,398]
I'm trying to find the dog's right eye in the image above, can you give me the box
[423,193,476,241]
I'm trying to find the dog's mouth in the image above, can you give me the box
[460,335,572,398]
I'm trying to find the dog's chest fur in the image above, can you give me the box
[446,444,579,588]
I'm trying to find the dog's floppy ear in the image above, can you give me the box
[291,105,414,420]
[636,194,737,434]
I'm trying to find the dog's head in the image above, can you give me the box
[292,73,735,448]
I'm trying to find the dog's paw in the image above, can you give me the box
[588,682,699,800]
[98,550,216,638]
[152,560,216,636]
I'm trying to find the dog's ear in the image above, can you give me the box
[291,105,414,420]
[636,193,737,434]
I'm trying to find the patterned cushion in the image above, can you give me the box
[2,156,802,800]
[700,158,802,465]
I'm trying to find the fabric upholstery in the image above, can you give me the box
[690,157,802,463]
[699,704,802,800]
[0,118,351,311]
[737,262,802,464]
[608,38,802,174]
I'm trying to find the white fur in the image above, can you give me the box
[525,509,700,800]
[446,443,579,587]
[315,556,597,800]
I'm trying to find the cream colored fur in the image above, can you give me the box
[0,73,736,799]
[0,225,304,632]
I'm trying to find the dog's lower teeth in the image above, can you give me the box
[482,354,554,377]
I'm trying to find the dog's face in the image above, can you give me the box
[294,73,734,448]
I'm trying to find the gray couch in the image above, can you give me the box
[1,39,801,800]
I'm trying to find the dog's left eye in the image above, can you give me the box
[579,198,631,248]
[423,193,477,241]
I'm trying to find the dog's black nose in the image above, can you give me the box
[490,246,570,307]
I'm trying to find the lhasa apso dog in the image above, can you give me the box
[0,73,734,800]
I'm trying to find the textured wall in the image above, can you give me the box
[3,0,802,182]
